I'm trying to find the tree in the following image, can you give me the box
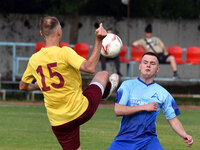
[0,0,200,19]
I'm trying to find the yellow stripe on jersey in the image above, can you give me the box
[22,46,89,126]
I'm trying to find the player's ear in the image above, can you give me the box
[40,31,45,39]
[139,63,141,71]
[57,27,62,36]
[40,30,43,36]
[156,66,160,73]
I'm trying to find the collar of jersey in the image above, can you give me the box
[40,46,58,53]
[137,77,155,86]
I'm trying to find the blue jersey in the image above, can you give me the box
[108,78,180,150]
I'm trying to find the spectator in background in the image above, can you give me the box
[100,28,123,77]
[132,24,180,79]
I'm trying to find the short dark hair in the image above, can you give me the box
[40,16,60,37]
[107,28,113,33]
[142,52,159,62]
[145,24,152,33]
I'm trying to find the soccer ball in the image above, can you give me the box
[101,33,123,58]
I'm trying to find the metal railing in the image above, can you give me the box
[0,42,132,81]
[0,41,191,82]
[0,42,35,81]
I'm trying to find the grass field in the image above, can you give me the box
[0,103,199,150]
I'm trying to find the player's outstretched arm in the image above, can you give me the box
[168,117,193,147]
[19,81,40,91]
[80,23,107,73]
[132,41,138,46]
[115,102,157,116]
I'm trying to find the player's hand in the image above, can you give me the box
[95,23,107,41]
[34,82,40,90]
[145,102,157,112]
[183,134,193,147]
[163,50,169,56]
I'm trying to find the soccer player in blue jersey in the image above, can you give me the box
[108,52,193,150]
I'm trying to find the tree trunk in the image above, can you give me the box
[69,13,79,44]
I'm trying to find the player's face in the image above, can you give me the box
[139,55,160,79]
[107,30,112,33]
[145,32,152,38]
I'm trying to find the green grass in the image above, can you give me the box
[174,97,200,105]
[0,105,60,150]
[0,104,199,150]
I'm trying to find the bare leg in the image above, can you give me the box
[100,55,107,70]
[114,56,122,76]
[90,71,109,89]
[166,55,177,71]
[77,146,81,150]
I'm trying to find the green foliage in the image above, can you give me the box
[79,0,127,19]
[162,0,200,19]
[131,0,163,18]
[1,0,200,19]
[45,0,90,15]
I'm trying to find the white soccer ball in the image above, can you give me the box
[101,33,123,58]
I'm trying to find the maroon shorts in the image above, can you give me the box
[52,84,102,150]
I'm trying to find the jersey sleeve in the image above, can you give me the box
[21,59,34,83]
[162,94,181,120]
[115,81,130,105]
[63,47,86,70]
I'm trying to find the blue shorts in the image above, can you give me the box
[108,136,164,150]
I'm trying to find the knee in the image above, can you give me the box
[171,55,175,60]
[93,71,109,85]
[169,55,175,62]
[90,71,110,89]
[97,71,109,79]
